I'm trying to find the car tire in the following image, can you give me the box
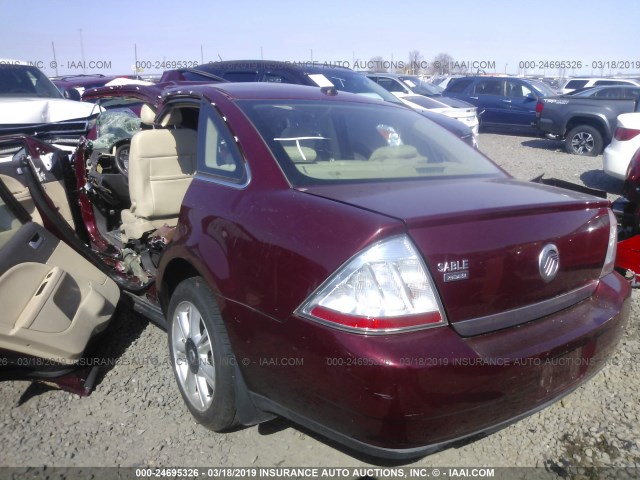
[168,276,238,431]
[565,125,603,156]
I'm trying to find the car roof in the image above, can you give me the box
[166,82,397,105]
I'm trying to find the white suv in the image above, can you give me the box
[561,77,640,95]
[0,60,100,159]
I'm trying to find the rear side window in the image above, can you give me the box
[197,101,247,183]
[565,80,588,90]
[445,78,473,93]
[594,80,625,86]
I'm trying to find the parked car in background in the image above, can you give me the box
[393,93,479,139]
[366,73,479,139]
[603,112,640,179]
[539,77,562,92]
[536,90,640,156]
[430,75,463,89]
[444,76,555,132]
[560,77,640,95]
[366,73,444,96]
[0,82,629,459]
[0,60,100,159]
[51,74,153,100]
[565,85,640,99]
[190,60,478,147]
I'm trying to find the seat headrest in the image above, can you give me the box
[161,109,183,127]
[140,104,156,125]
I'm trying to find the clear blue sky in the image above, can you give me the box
[2,0,640,77]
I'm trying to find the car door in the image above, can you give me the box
[505,80,539,127]
[467,78,507,126]
[0,175,120,366]
[0,138,79,231]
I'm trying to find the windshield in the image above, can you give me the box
[528,80,555,97]
[399,76,443,96]
[0,64,63,98]
[92,108,141,150]
[402,95,448,109]
[238,100,503,186]
[306,70,403,105]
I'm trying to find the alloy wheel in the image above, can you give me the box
[171,301,216,412]
[570,132,594,154]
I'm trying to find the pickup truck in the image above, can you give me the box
[535,95,640,156]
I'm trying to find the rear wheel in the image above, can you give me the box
[565,125,603,156]
[168,277,237,431]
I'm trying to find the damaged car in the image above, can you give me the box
[0,82,630,459]
[0,61,101,160]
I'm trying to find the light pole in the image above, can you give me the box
[504,63,508,74]
[78,28,86,73]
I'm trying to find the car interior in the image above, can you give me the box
[0,189,119,365]
[119,106,198,240]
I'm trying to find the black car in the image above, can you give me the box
[161,61,477,148]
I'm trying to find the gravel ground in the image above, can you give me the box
[1,133,638,473]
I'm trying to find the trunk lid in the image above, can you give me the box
[301,178,611,334]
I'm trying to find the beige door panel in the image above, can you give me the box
[0,174,42,226]
[0,242,119,363]
[0,202,22,249]
[42,180,75,229]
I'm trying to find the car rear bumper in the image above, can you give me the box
[230,272,630,459]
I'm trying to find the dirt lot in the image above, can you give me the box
[1,133,638,473]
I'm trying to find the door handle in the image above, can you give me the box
[501,99,512,103]
[29,233,43,249]
[469,96,478,100]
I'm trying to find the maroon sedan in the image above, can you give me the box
[0,82,630,459]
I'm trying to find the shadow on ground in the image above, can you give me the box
[521,138,564,152]
[88,298,151,387]
[580,169,624,194]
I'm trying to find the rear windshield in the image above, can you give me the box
[238,100,504,186]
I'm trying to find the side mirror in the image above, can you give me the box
[525,93,537,102]
[64,88,82,101]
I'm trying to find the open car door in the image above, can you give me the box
[0,172,120,391]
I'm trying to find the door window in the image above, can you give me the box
[473,79,503,96]
[506,81,534,98]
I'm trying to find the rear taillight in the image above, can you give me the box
[614,126,640,141]
[535,101,544,118]
[297,235,446,334]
